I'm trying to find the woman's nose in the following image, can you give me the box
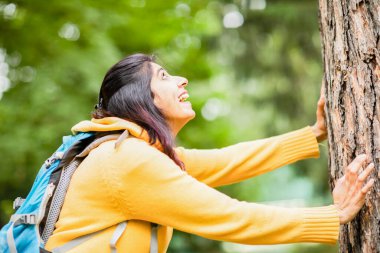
[177,77,188,88]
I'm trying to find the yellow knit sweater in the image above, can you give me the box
[45,117,339,253]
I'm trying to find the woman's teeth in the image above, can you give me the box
[179,93,189,102]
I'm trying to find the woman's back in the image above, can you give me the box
[46,137,174,253]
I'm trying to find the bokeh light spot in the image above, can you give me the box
[223,11,244,29]
[58,23,80,41]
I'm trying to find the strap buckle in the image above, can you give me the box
[11,214,37,225]
[44,152,64,168]
[13,197,25,211]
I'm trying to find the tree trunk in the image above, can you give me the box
[319,0,380,252]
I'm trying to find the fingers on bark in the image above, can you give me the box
[354,178,374,206]
[357,163,374,186]
[361,179,375,195]
[346,154,367,175]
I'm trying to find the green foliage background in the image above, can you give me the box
[0,0,338,252]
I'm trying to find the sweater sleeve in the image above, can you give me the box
[112,140,338,245]
[175,126,320,187]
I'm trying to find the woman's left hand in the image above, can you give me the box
[312,86,327,142]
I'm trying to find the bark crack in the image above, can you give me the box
[368,66,376,162]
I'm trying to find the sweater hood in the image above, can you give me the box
[72,117,162,150]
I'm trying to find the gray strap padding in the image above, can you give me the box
[52,222,128,253]
[41,160,80,243]
[114,130,129,149]
[50,222,158,253]
[7,214,38,253]
[7,222,17,253]
[52,230,102,253]
[42,134,121,244]
[150,224,158,253]
[76,134,121,158]
[110,222,127,253]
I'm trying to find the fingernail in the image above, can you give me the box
[358,154,367,160]
[369,163,375,168]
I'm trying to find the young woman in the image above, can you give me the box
[45,54,374,253]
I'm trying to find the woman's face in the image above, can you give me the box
[150,62,195,133]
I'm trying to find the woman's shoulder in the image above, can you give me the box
[90,136,168,165]
[118,136,162,154]
[82,135,182,183]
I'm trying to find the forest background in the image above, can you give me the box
[0,0,338,252]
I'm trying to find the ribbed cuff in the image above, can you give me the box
[298,205,340,244]
[278,126,320,164]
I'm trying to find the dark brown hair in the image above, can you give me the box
[93,53,184,169]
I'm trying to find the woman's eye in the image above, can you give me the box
[162,71,168,80]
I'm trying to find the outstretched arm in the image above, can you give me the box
[119,142,339,245]
[176,92,328,188]
[176,126,320,187]
[118,143,374,245]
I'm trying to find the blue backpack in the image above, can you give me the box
[0,132,97,253]
[0,131,159,253]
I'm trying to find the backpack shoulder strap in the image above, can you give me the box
[50,222,158,253]
[43,130,159,253]
[76,134,123,158]
[41,133,123,244]
[150,223,158,253]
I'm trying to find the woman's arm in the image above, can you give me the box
[176,126,319,187]
[114,140,339,245]
[176,93,328,188]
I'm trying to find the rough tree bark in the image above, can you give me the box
[319,0,380,252]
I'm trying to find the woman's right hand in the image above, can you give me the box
[332,154,375,224]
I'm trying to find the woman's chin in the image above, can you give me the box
[185,109,196,120]
[177,111,196,126]
[179,102,195,119]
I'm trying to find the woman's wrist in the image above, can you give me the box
[311,124,327,143]
[333,204,345,225]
